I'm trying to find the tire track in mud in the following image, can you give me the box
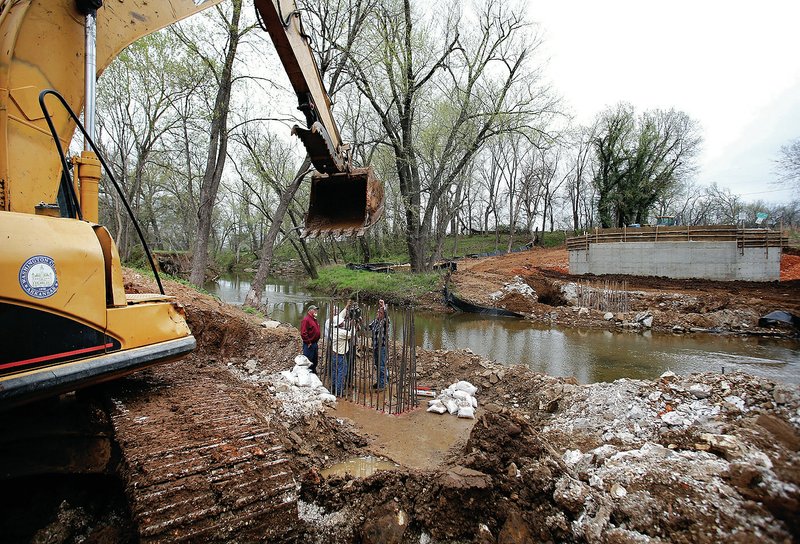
[109,363,297,543]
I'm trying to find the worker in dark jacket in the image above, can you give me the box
[368,300,390,389]
[300,305,321,373]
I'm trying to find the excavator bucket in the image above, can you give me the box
[304,167,384,237]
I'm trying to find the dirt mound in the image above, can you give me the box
[446,247,800,335]
[449,247,568,307]
[782,253,800,281]
[123,270,299,372]
[494,291,532,313]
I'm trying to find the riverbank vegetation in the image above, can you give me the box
[269,231,567,271]
[304,266,443,305]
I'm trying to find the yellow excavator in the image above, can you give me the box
[0,0,383,408]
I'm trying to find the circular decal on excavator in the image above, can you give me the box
[19,255,59,299]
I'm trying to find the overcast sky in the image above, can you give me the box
[530,0,800,203]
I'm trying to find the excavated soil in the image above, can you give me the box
[6,267,799,543]
[448,247,800,336]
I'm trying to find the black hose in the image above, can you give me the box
[37,93,82,221]
[38,89,166,295]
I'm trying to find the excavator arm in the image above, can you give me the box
[254,0,384,237]
[0,0,382,409]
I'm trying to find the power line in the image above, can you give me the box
[736,187,794,196]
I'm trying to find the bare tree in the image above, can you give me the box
[235,128,313,309]
[565,126,594,231]
[187,0,248,286]
[776,137,800,191]
[476,144,503,240]
[342,0,556,271]
[97,32,196,260]
[701,183,742,224]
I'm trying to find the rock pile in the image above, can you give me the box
[489,276,537,303]
[231,354,338,422]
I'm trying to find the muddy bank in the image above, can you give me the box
[447,248,800,338]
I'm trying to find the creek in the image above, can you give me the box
[206,275,800,385]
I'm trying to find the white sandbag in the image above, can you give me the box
[456,398,473,408]
[457,406,475,419]
[428,399,443,407]
[454,381,478,395]
[471,396,478,408]
[427,404,447,414]
[280,370,298,385]
[294,354,312,367]
[307,374,323,389]
[320,393,337,403]
[444,398,459,415]
[452,390,471,402]
[293,364,311,376]
[296,371,311,387]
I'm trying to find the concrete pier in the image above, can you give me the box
[567,226,786,281]
[569,241,781,281]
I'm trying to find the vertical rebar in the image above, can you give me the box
[323,299,417,415]
[390,312,398,414]
[410,306,417,407]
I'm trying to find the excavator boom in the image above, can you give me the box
[254,0,384,236]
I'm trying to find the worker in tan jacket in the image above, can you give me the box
[329,302,354,396]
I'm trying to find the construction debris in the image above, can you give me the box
[8,269,797,543]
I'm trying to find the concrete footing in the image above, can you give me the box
[568,241,781,281]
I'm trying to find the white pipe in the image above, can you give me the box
[84,11,97,149]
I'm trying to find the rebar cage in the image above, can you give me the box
[318,302,417,414]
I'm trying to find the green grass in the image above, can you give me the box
[242,305,265,318]
[305,265,443,304]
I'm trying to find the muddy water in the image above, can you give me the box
[330,401,476,470]
[207,275,800,384]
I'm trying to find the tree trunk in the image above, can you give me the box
[287,208,317,278]
[359,236,371,264]
[189,0,242,286]
[244,157,310,309]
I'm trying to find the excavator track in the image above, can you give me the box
[108,361,297,543]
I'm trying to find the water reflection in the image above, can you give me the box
[206,275,326,325]
[206,275,800,384]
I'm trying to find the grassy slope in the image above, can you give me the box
[304,266,443,305]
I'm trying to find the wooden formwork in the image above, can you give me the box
[566,225,788,252]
